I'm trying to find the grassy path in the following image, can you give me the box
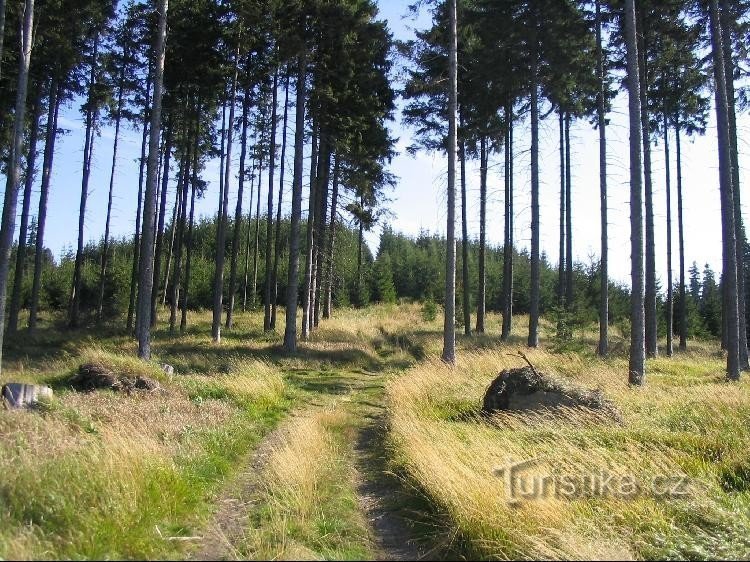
[190,364,438,561]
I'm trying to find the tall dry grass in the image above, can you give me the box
[239,405,371,560]
[0,337,288,560]
[387,348,750,560]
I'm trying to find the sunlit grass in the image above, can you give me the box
[386,346,750,560]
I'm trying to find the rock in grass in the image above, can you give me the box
[2,383,53,409]
[482,366,621,422]
[71,363,160,394]
[161,363,175,376]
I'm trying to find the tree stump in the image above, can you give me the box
[482,366,621,421]
[2,383,53,409]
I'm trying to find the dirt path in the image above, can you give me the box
[191,418,289,561]
[192,368,438,561]
[354,406,433,561]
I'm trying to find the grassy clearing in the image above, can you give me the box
[387,341,750,560]
[237,403,373,560]
[0,311,290,560]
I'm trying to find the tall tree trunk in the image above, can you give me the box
[558,111,566,308]
[127,72,152,332]
[0,0,33,373]
[271,72,290,330]
[8,91,42,333]
[247,158,262,312]
[476,135,487,334]
[212,43,240,344]
[169,153,190,334]
[181,109,200,333]
[136,0,168,360]
[264,69,279,331]
[301,129,318,340]
[565,113,573,307]
[283,51,307,353]
[720,0,748,370]
[70,36,100,328]
[151,114,173,325]
[528,44,541,349]
[596,0,608,357]
[625,0,646,385]
[313,141,331,329]
[30,78,60,332]
[162,181,181,306]
[251,137,266,310]
[97,64,128,324]
[0,0,6,81]
[459,135,471,336]
[442,0,457,363]
[323,157,339,319]
[356,210,364,297]
[675,117,687,351]
[637,8,658,358]
[664,110,674,357]
[501,106,514,341]
[709,0,741,381]
[226,83,251,328]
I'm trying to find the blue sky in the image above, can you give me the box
[21,0,748,286]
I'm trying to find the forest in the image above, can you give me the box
[1,0,750,560]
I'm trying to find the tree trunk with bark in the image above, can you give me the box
[323,157,340,319]
[30,79,60,332]
[212,44,240,344]
[528,45,541,349]
[501,105,514,342]
[476,135,487,334]
[301,129,318,340]
[709,0,741,381]
[596,0,608,357]
[271,72,290,330]
[136,0,168,360]
[637,8,658,358]
[442,0,457,364]
[664,110,674,357]
[8,91,42,333]
[675,118,687,351]
[169,153,190,333]
[264,69,279,331]
[459,136,471,337]
[720,0,748,370]
[150,114,173,325]
[283,51,307,353]
[97,65,128,324]
[625,0,646,385]
[226,83,251,329]
[558,111,566,308]
[565,113,573,306]
[0,0,33,374]
[70,36,100,328]
[127,73,152,332]
[181,109,201,333]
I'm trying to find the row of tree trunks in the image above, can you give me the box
[263,69,279,331]
[8,90,42,333]
[226,76,252,329]
[283,50,307,353]
[212,41,240,344]
[0,0,34,375]
[270,73,290,330]
[126,71,152,332]
[501,106,514,343]
[30,79,61,332]
[595,0,608,358]
[70,35,100,329]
